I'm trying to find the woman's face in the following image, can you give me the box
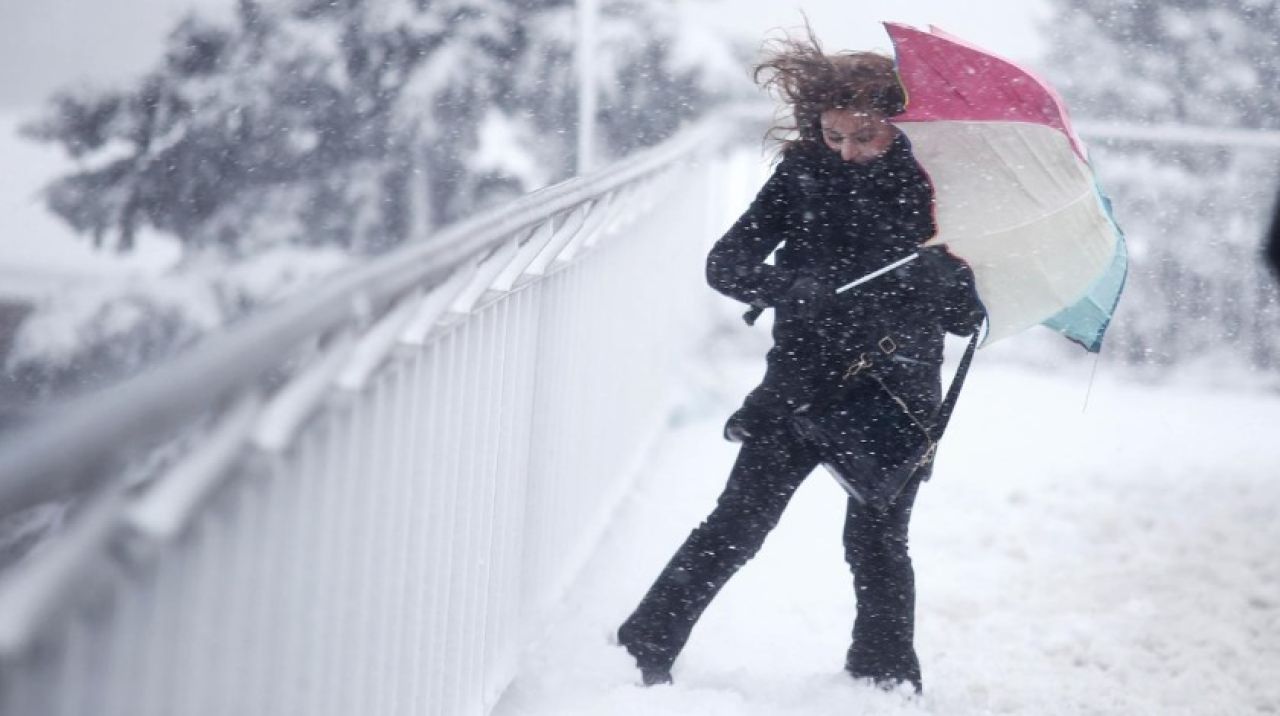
[820,109,897,164]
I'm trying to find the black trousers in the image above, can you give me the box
[618,428,924,688]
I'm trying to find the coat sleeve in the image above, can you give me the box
[705,164,797,308]
[918,248,987,336]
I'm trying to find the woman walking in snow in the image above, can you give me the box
[616,29,985,693]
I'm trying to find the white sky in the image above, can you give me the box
[0,0,1050,109]
[694,0,1050,63]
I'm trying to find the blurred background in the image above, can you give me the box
[0,0,1277,411]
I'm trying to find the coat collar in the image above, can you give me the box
[783,132,914,180]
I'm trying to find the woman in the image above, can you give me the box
[616,30,985,693]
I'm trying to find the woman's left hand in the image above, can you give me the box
[780,274,836,319]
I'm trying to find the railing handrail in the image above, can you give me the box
[1075,120,1280,149]
[0,114,728,517]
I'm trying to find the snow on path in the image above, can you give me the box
[493,356,1280,715]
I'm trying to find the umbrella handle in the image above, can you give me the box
[836,252,920,294]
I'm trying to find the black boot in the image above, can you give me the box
[616,622,674,686]
[640,666,674,687]
[846,642,922,693]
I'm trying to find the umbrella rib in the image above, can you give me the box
[916,52,968,111]
[941,187,1096,245]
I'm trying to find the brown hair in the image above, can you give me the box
[754,23,905,152]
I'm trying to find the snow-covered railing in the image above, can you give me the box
[0,116,740,715]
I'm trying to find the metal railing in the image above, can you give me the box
[0,116,739,715]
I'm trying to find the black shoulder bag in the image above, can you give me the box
[791,326,982,512]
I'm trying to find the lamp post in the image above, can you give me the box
[576,0,597,175]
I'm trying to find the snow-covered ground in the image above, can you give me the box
[494,350,1280,715]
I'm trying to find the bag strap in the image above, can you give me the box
[926,321,983,441]
[797,320,985,427]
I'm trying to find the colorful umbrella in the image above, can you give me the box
[842,23,1127,352]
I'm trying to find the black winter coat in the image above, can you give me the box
[707,133,985,441]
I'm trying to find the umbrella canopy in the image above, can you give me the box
[884,23,1127,352]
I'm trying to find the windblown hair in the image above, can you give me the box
[754,24,906,152]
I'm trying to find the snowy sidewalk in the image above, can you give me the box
[492,354,1280,715]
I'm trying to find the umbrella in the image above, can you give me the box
[841,23,1128,352]
[817,24,1128,508]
